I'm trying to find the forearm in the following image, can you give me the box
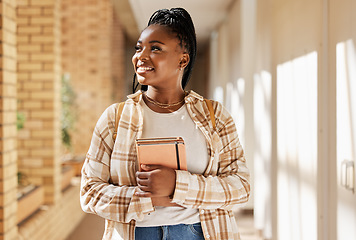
[171,169,250,210]
[80,161,154,223]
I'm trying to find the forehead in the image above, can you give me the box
[138,25,179,44]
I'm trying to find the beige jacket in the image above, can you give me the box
[80,90,250,239]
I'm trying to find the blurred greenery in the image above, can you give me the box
[17,111,26,130]
[61,73,77,151]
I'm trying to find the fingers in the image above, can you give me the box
[135,165,176,198]
[136,170,152,193]
[135,189,152,197]
[137,178,150,192]
[140,164,161,171]
[135,173,157,197]
[137,177,149,186]
[136,171,149,179]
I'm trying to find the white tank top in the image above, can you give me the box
[135,100,209,227]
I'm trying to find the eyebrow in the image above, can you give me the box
[137,40,165,45]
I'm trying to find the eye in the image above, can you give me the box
[151,45,162,52]
[134,45,142,52]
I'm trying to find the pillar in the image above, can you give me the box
[0,0,18,239]
[17,0,61,204]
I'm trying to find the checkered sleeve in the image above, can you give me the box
[80,104,154,223]
[172,101,250,210]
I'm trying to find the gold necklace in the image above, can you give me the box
[144,93,185,109]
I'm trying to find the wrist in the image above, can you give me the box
[169,170,177,199]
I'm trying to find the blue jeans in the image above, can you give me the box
[135,223,205,240]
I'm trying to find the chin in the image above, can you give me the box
[137,76,147,85]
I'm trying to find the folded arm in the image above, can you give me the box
[80,105,154,222]
[172,104,250,210]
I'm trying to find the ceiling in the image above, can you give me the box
[113,0,235,46]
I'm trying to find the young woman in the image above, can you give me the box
[80,8,250,240]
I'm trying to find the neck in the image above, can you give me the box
[143,87,186,113]
[145,87,185,104]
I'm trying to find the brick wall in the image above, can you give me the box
[18,185,85,240]
[0,0,18,239]
[0,1,129,238]
[61,0,126,156]
[17,0,62,205]
[111,10,126,102]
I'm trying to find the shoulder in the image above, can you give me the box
[188,94,233,130]
[208,100,229,118]
[187,91,225,114]
[101,99,134,119]
[204,99,236,132]
[94,103,119,131]
[102,96,137,119]
[102,103,119,121]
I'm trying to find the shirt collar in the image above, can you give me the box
[186,90,204,101]
[127,90,143,102]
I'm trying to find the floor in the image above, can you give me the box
[66,209,262,240]
[235,210,263,240]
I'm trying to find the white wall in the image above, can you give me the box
[207,0,256,210]
[254,1,273,237]
[272,1,322,240]
[331,0,356,240]
[208,0,356,239]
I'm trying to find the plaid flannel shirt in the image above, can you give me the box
[80,90,250,240]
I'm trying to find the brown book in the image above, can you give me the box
[136,137,187,171]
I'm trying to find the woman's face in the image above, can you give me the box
[132,24,189,90]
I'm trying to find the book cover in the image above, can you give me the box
[136,137,187,171]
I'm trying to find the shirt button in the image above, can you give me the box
[206,234,210,238]
[200,210,204,214]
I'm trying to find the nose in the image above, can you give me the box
[136,47,149,61]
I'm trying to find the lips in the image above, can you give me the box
[136,66,154,74]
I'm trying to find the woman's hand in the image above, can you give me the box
[135,164,176,198]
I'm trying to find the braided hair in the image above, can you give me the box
[132,7,197,92]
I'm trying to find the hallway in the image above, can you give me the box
[0,0,355,239]
[66,211,262,240]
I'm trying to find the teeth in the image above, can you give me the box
[137,66,153,71]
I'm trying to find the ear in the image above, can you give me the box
[179,53,190,70]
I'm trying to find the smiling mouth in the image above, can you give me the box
[136,66,154,74]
